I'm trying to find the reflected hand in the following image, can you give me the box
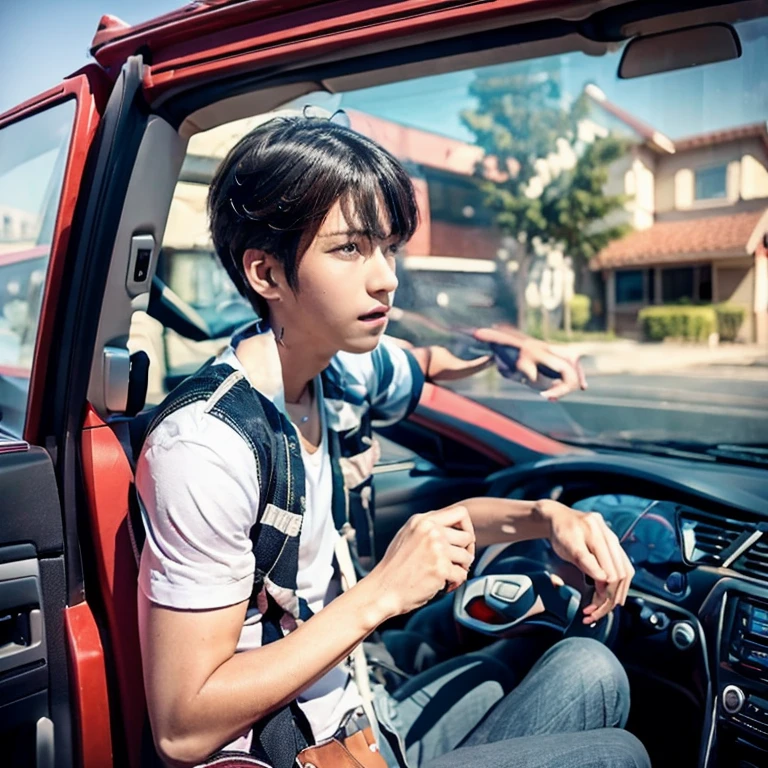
[473,325,587,399]
[542,501,635,624]
[412,345,494,382]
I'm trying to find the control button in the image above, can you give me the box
[723,685,745,714]
[671,621,696,651]
[665,571,686,596]
[492,582,520,601]
[133,248,151,282]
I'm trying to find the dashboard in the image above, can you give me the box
[480,450,768,768]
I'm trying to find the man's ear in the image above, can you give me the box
[242,249,285,302]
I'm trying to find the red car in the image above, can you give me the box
[1,2,767,767]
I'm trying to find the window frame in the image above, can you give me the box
[694,164,728,201]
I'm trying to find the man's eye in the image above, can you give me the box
[337,242,360,257]
[388,243,401,255]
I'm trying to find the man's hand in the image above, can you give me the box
[473,325,588,400]
[540,500,635,624]
[368,505,476,618]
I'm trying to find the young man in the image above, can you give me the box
[136,116,649,768]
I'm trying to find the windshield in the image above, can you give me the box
[144,10,768,458]
[334,14,768,450]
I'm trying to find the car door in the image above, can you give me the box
[0,69,108,767]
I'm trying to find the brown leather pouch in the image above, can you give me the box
[200,725,389,768]
[296,725,388,768]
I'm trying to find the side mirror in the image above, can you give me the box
[618,23,741,79]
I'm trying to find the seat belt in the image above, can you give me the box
[334,530,377,729]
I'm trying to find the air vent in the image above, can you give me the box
[679,511,750,565]
[733,534,768,581]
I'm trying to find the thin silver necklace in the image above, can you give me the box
[286,383,313,424]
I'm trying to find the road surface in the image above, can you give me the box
[447,364,768,447]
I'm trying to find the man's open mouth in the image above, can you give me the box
[358,308,390,321]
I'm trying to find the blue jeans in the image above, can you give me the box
[372,637,651,768]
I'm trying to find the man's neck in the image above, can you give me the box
[277,341,332,403]
[234,321,333,404]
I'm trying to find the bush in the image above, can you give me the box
[638,305,716,342]
[715,303,746,342]
[569,294,591,331]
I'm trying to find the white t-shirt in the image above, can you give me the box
[136,334,419,751]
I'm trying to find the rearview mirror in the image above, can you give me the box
[618,23,741,79]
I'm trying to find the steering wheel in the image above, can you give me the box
[453,567,616,644]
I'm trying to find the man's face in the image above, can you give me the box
[277,198,401,355]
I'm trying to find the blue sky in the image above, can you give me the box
[0,1,180,113]
[342,16,768,142]
[1,3,765,136]
[1,3,765,137]
[1,3,766,214]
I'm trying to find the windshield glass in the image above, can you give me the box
[334,14,768,449]
[143,10,768,457]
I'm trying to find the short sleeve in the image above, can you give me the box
[135,403,261,610]
[335,336,425,426]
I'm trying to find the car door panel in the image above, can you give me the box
[0,449,64,549]
[0,451,74,766]
[0,69,109,767]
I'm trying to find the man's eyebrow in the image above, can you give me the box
[318,229,369,239]
[319,229,395,239]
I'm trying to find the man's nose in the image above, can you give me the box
[368,247,399,296]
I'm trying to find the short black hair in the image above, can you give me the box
[207,115,419,317]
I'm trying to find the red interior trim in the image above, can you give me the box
[415,383,571,459]
[64,602,113,768]
[81,407,146,768]
[132,0,572,100]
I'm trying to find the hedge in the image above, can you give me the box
[715,303,746,342]
[638,305,716,342]
[569,294,591,331]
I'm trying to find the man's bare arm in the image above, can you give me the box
[140,506,475,767]
[461,497,635,625]
[140,576,384,766]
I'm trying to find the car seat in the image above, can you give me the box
[79,350,155,768]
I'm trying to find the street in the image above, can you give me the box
[447,363,768,446]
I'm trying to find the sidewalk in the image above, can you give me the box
[562,339,768,375]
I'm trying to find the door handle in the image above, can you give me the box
[0,559,47,674]
[0,606,44,659]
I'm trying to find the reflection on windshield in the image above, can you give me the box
[337,15,768,450]
[144,14,768,454]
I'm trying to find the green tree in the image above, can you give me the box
[461,62,629,333]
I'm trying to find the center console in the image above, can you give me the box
[714,591,768,767]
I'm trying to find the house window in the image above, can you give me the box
[698,264,713,302]
[662,267,695,303]
[615,269,644,304]
[660,266,714,303]
[694,165,727,200]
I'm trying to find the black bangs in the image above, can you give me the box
[208,116,419,316]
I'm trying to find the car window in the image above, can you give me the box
[138,13,768,454]
[0,100,75,439]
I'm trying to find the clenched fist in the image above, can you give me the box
[367,506,476,619]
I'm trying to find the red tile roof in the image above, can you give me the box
[592,208,768,270]
[674,123,768,153]
[346,109,512,181]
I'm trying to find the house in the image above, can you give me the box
[587,91,768,343]
[0,204,39,254]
